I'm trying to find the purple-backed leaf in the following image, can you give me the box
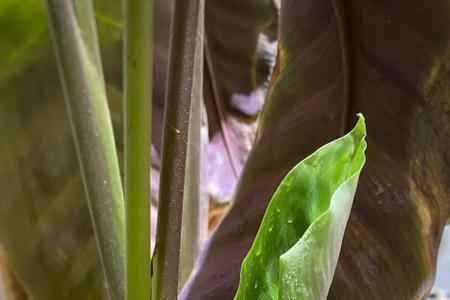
[204,0,278,116]
[202,0,279,203]
[182,0,450,299]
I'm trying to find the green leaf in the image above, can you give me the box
[0,0,46,80]
[234,116,366,300]
[0,0,175,298]
[0,0,126,299]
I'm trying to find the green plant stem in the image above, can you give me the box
[153,0,204,298]
[124,0,153,299]
[45,0,125,299]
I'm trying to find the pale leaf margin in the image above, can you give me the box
[234,114,367,300]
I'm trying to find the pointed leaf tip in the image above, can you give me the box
[234,118,366,300]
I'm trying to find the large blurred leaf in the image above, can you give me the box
[0,1,46,81]
[0,0,172,298]
[0,45,106,300]
[182,0,450,299]
[235,116,366,299]
[0,0,230,297]
[0,0,206,297]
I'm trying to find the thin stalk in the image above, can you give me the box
[179,0,205,286]
[124,0,153,299]
[153,0,204,298]
[45,1,125,299]
[204,36,240,178]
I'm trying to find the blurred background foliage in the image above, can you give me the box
[0,0,122,298]
[0,1,46,80]
[0,0,260,298]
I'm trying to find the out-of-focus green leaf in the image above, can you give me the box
[0,0,174,298]
[234,116,366,300]
[182,0,450,299]
[0,0,46,80]
[0,0,125,299]
[0,54,107,300]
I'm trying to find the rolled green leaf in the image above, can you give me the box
[234,115,366,300]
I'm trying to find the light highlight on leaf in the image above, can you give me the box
[234,115,366,300]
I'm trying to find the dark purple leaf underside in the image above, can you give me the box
[183,0,450,299]
[202,0,278,202]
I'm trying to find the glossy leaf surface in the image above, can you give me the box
[234,116,366,300]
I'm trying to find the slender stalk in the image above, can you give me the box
[124,0,153,299]
[153,0,204,298]
[179,0,205,285]
[45,1,125,299]
[204,36,240,178]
